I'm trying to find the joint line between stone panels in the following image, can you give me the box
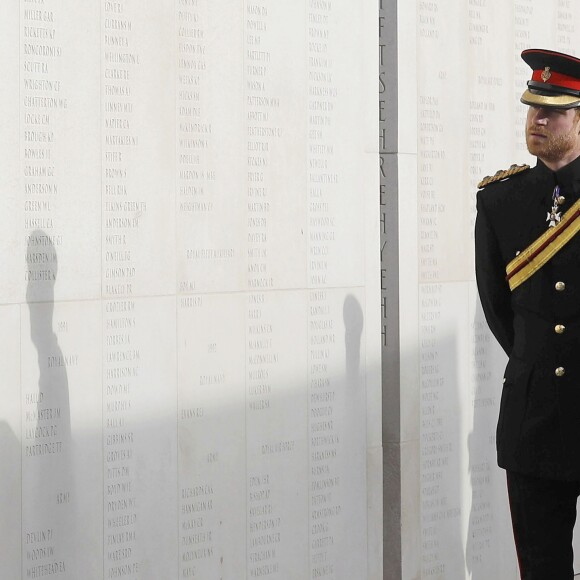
[378,151,415,156]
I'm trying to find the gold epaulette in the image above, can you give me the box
[477,164,530,189]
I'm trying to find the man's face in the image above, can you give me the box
[526,105,580,167]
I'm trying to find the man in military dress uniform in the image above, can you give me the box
[476,49,580,579]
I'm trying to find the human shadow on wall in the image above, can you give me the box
[25,230,76,573]
[327,293,366,578]
[343,294,364,386]
[466,297,515,579]
[0,420,21,578]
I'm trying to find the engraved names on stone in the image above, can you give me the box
[21,301,74,579]
[21,0,64,294]
[245,0,306,291]
[246,292,308,578]
[102,1,175,299]
[418,0,440,40]
[466,313,497,572]
[103,298,139,579]
[176,0,243,293]
[19,1,76,575]
[307,0,336,288]
[419,284,464,578]
[467,0,492,204]
[246,1,277,292]
[467,0,489,47]
[104,297,178,578]
[308,289,367,578]
[513,1,533,155]
[308,0,365,289]
[178,294,245,579]
[0,2,20,304]
[555,0,575,49]
[5,3,380,578]
[418,91,443,283]
[103,0,141,299]
[308,289,339,579]
[0,306,21,579]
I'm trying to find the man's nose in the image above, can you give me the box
[531,107,549,124]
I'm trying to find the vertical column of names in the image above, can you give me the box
[245,1,276,292]
[104,295,178,579]
[0,0,20,304]
[467,0,491,197]
[22,0,64,287]
[513,1,532,156]
[102,3,178,571]
[246,293,281,578]
[176,0,217,294]
[101,5,140,573]
[244,2,308,573]
[467,94,492,191]
[176,1,245,295]
[418,1,473,281]
[179,295,246,578]
[308,289,367,579]
[418,0,443,284]
[419,284,469,579]
[308,289,339,579]
[246,293,280,578]
[244,0,306,290]
[468,7,513,241]
[466,316,495,570]
[555,0,575,50]
[246,291,308,578]
[0,306,21,579]
[20,2,82,577]
[417,91,442,284]
[177,0,208,250]
[102,0,141,299]
[419,284,446,579]
[21,302,72,578]
[307,0,335,288]
[178,294,246,579]
[103,298,139,579]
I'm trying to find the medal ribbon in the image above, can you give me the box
[506,196,580,291]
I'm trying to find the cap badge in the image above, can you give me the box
[541,67,552,82]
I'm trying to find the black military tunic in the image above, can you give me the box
[475,154,580,480]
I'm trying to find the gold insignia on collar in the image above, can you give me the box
[541,67,552,82]
[477,164,531,189]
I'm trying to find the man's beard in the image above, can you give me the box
[526,123,580,163]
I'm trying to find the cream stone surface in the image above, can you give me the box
[1,1,380,578]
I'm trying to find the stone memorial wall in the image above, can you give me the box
[382,0,580,578]
[0,1,381,579]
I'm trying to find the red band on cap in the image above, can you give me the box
[532,69,580,91]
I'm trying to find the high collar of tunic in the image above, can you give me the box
[535,154,580,201]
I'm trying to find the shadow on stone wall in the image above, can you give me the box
[25,230,77,575]
[466,296,516,579]
[0,419,21,578]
